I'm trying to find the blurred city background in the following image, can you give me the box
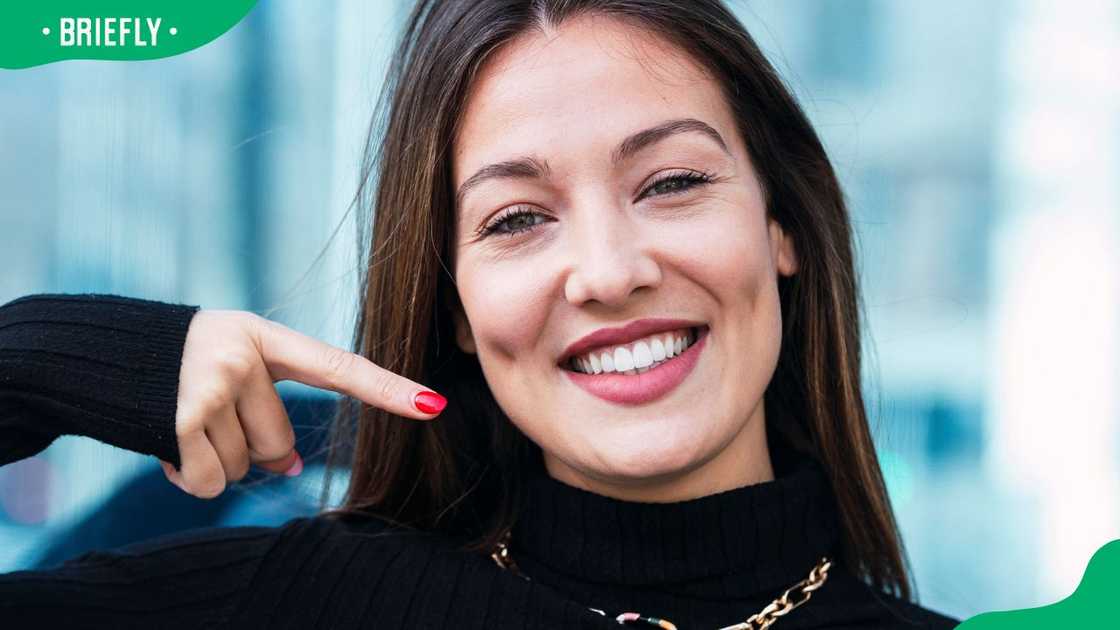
[1,0,1118,621]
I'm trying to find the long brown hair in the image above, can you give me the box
[320,0,913,601]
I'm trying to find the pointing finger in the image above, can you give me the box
[252,317,447,420]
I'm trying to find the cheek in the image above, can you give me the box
[457,261,552,362]
[673,207,782,386]
[667,206,773,300]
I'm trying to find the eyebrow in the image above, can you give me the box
[454,117,730,210]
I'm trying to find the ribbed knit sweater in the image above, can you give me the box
[0,293,960,629]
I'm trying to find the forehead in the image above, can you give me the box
[452,15,732,186]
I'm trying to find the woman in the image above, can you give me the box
[0,0,960,628]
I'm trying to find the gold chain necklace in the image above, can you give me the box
[491,530,831,630]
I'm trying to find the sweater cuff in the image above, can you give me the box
[0,293,200,468]
[129,299,201,469]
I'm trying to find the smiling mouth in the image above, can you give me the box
[561,325,706,375]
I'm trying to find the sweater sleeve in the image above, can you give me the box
[0,522,282,629]
[0,293,200,468]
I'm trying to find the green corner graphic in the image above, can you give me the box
[958,539,1119,628]
[1,1,259,69]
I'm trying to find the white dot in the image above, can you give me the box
[169,27,178,36]
[42,27,50,36]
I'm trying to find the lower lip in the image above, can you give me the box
[562,327,709,406]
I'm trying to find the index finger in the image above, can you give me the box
[252,317,446,420]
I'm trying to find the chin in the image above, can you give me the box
[579,429,716,482]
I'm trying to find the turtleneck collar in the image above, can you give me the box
[508,438,841,598]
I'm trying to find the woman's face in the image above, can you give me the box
[450,15,798,500]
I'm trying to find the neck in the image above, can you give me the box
[509,431,839,599]
[542,401,774,502]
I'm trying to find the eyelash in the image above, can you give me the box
[476,170,715,239]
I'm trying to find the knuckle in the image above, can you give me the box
[175,410,206,440]
[255,443,290,464]
[373,370,398,405]
[193,475,226,499]
[238,311,267,344]
[231,456,251,482]
[238,310,265,328]
[254,428,295,462]
[216,349,255,381]
[322,347,355,390]
[195,379,235,412]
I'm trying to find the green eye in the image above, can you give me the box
[478,170,713,239]
[641,171,713,199]
[480,207,549,238]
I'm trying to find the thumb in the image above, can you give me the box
[255,449,303,477]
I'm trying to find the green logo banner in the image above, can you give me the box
[959,539,1120,628]
[0,1,259,69]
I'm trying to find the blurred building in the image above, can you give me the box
[0,0,403,575]
[734,0,1120,616]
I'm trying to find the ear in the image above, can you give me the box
[769,218,799,277]
[446,286,477,354]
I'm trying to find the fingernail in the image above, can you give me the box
[284,452,303,477]
[413,390,447,415]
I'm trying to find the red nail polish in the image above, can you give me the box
[414,390,447,415]
[284,452,303,477]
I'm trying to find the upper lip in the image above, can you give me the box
[558,318,706,365]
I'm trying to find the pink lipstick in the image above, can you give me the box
[563,326,709,405]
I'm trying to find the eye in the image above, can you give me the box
[475,170,715,240]
[477,206,551,238]
[639,170,714,200]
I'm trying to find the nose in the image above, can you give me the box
[563,208,662,307]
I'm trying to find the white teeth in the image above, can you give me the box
[632,341,653,369]
[601,352,615,372]
[613,346,635,371]
[567,327,702,374]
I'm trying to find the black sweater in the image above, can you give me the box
[0,293,961,629]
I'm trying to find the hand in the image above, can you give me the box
[157,309,446,499]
